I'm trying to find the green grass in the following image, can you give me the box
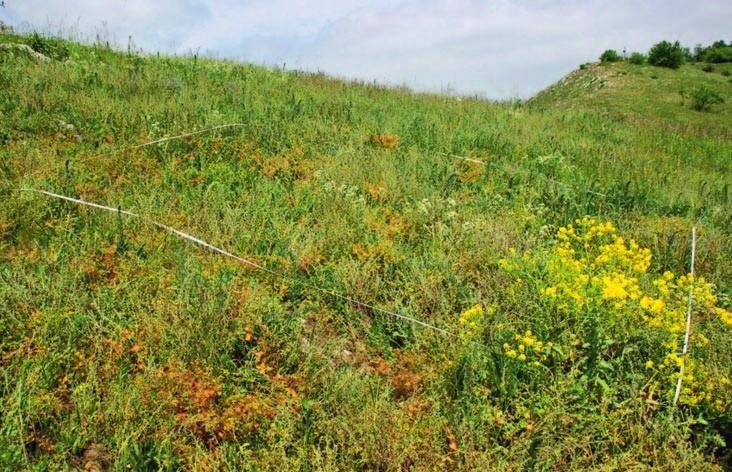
[1,33,731,470]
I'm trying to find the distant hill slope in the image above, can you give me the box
[531,61,732,135]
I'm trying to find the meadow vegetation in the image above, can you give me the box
[1,32,731,470]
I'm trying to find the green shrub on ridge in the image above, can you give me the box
[600,49,621,63]
[648,40,685,69]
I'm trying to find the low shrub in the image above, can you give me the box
[690,86,725,111]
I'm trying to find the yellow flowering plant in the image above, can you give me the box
[499,217,732,415]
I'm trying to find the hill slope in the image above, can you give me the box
[532,60,732,132]
[1,33,731,470]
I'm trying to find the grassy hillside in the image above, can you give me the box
[531,60,732,134]
[1,33,731,470]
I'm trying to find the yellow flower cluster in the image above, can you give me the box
[639,295,665,312]
[558,218,651,273]
[656,356,726,409]
[503,217,732,410]
[459,304,483,332]
[594,237,652,273]
[540,277,587,309]
[541,218,651,315]
[598,273,641,309]
[637,273,720,337]
[503,330,553,366]
[647,326,730,411]
[652,271,674,296]
[715,307,732,326]
[459,304,496,338]
[677,274,718,306]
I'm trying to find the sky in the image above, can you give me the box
[2,1,731,99]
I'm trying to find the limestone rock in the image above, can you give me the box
[0,43,50,62]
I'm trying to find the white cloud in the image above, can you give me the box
[2,0,731,98]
